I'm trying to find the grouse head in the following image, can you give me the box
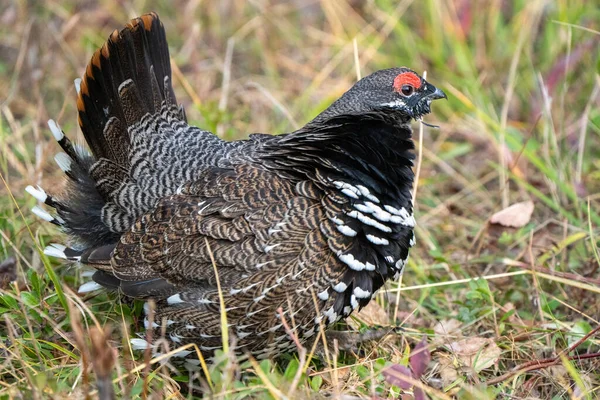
[311,67,446,125]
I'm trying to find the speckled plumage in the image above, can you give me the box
[30,12,445,361]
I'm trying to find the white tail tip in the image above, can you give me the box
[74,78,81,95]
[54,152,72,173]
[43,243,67,259]
[47,119,64,141]
[32,206,54,222]
[25,185,47,203]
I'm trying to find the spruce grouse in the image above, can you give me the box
[28,13,446,360]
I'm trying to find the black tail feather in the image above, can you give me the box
[76,12,177,166]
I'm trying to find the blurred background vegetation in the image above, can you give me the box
[1,0,599,398]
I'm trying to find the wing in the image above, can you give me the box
[84,163,386,357]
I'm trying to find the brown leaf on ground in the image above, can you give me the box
[436,337,501,387]
[490,200,534,228]
[447,337,501,372]
[437,354,459,387]
[432,319,463,345]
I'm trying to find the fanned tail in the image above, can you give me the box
[76,12,183,165]
[28,13,184,269]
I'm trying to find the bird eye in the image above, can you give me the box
[401,84,414,96]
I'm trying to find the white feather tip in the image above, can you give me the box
[78,281,103,293]
[43,243,67,259]
[54,152,72,173]
[25,185,47,203]
[74,78,81,95]
[32,206,53,222]
[47,119,64,141]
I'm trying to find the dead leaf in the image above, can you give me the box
[410,337,430,378]
[490,200,534,228]
[437,354,459,387]
[447,337,501,372]
[436,338,501,387]
[384,364,413,390]
[348,300,390,329]
[432,319,462,345]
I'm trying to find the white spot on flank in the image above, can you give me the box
[384,205,405,215]
[341,188,359,199]
[333,181,361,198]
[43,243,68,260]
[350,294,359,310]
[25,185,47,203]
[395,255,409,273]
[356,185,380,203]
[169,334,182,343]
[366,234,389,245]
[354,203,372,213]
[78,281,103,293]
[47,119,64,141]
[324,307,338,324]
[330,216,344,225]
[365,202,394,222]
[338,252,366,271]
[409,233,416,247]
[384,205,416,227]
[353,286,371,299]
[237,331,252,339]
[167,293,184,305]
[185,324,196,330]
[365,262,376,271]
[333,282,348,293]
[385,256,394,263]
[345,210,391,232]
[317,289,329,300]
[343,305,352,315]
[336,224,357,237]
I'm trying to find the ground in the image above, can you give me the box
[1,1,599,399]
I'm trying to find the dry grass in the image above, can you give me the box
[1,0,600,398]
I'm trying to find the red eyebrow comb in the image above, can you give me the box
[393,72,421,92]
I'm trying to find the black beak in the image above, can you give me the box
[430,87,447,100]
